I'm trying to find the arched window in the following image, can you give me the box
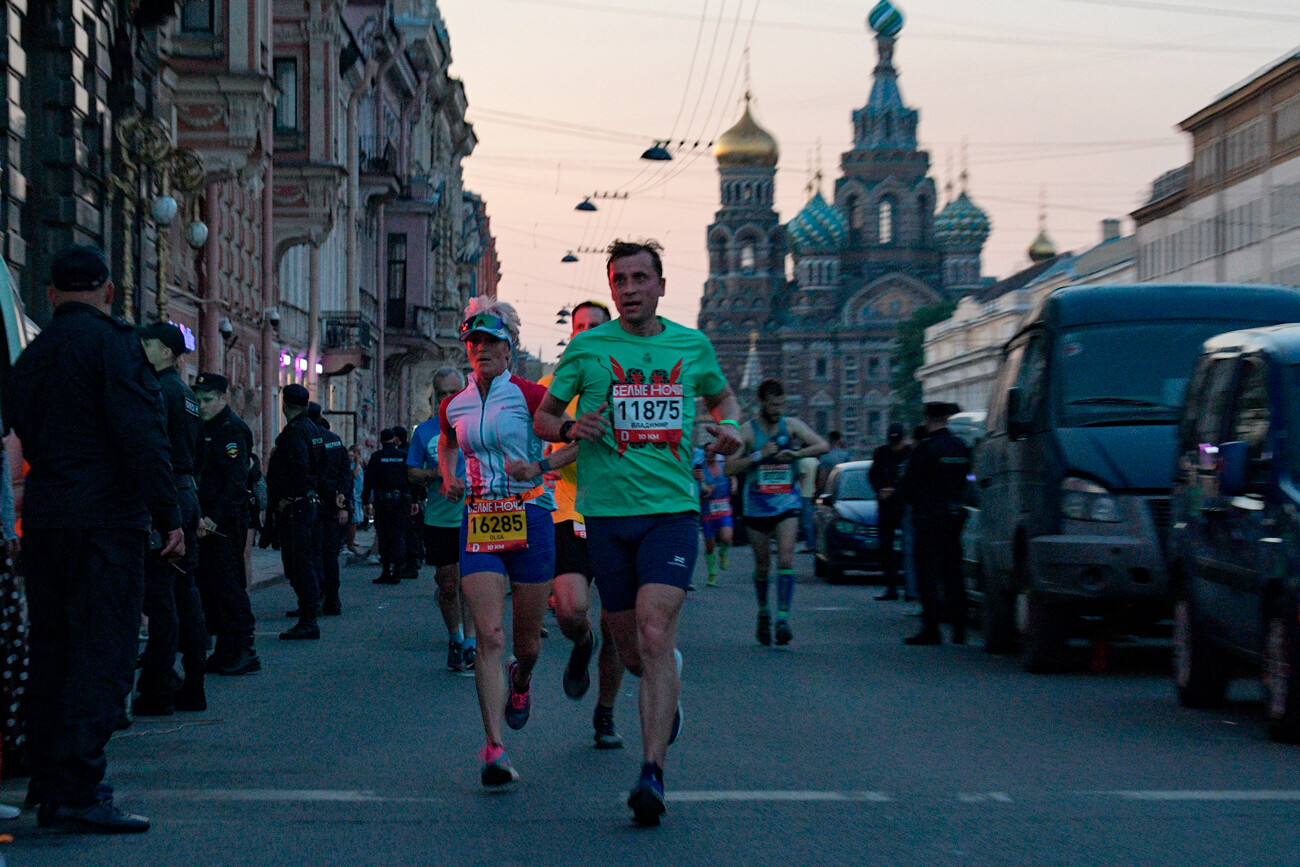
[740,243,756,273]
[846,194,863,230]
[879,199,894,245]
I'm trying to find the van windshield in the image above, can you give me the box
[1056,321,1254,427]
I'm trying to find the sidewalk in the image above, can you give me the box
[248,526,376,591]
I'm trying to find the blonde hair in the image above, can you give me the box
[463,296,521,346]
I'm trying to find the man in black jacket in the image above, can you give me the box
[267,384,325,640]
[899,402,973,646]
[7,245,181,833]
[868,423,912,601]
[194,373,259,675]
[308,402,350,614]
[134,322,208,716]
[362,429,409,585]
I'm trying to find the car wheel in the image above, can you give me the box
[1264,602,1300,743]
[813,556,826,578]
[1171,584,1229,709]
[824,563,846,585]
[1022,590,1071,673]
[981,564,1017,655]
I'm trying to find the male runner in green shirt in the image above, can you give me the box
[535,239,742,826]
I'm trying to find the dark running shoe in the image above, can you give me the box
[447,640,464,672]
[627,764,666,827]
[479,743,519,788]
[37,801,150,834]
[774,619,793,646]
[756,610,772,646]
[505,660,531,730]
[461,644,477,673]
[563,629,595,699]
[593,705,623,749]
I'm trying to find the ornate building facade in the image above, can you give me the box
[5,0,497,455]
[699,1,988,451]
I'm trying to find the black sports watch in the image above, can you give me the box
[559,419,576,442]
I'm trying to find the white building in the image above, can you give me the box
[1134,48,1300,287]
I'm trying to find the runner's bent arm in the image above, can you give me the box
[437,432,465,501]
[535,394,608,443]
[775,418,830,462]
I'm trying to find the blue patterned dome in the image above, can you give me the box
[934,191,991,252]
[786,192,848,256]
[868,0,904,39]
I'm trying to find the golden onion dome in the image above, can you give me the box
[715,94,779,169]
[1028,227,1057,263]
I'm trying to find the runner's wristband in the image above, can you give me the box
[537,457,552,474]
[719,419,740,430]
[559,419,575,442]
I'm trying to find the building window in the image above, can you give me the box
[740,243,755,273]
[1193,138,1220,182]
[879,199,894,244]
[815,357,827,379]
[868,356,880,379]
[386,233,408,329]
[1278,98,1300,144]
[1225,120,1265,173]
[274,58,299,132]
[815,410,829,433]
[180,0,214,32]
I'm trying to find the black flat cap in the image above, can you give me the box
[194,373,228,394]
[282,383,310,407]
[138,321,189,357]
[51,244,110,292]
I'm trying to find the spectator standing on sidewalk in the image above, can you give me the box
[8,244,182,833]
[869,423,912,601]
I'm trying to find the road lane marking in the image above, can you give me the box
[1105,790,1300,802]
[666,791,891,803]
[142,789,389,803]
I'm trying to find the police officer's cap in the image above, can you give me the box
[50,244,110,292]
[379,428,396,442]
[282,383,310,407]
[887,422,906,442]
[306,402,331,430]
[138,321,189,357]
[194,373,228,394]
[392,425,408,443]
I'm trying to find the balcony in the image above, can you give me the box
[320,311,373,376]
[359,136,398,177]
[384,304,461,353]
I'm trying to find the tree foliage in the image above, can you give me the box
[889,299,956,430]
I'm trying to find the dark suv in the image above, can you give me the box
[1168,324,1300,742]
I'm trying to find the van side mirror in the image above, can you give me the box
[1219,440,1248,497]
[1007,386,1029,440]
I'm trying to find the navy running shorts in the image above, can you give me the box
[586,512,699,613]
[458,502,555,585]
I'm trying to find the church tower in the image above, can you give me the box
[699,92,786,392]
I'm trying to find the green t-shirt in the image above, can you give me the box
[547,317,728,517]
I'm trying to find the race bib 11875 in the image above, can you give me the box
[611,382,683,445]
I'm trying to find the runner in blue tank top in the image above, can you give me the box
[726,378,827,647]
[694,446,733,586]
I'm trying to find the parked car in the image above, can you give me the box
[972,283,1300,672]
[813,460,896,584]
[1167,324,1300,742]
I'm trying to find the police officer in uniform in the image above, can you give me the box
[308,402,350,614]
[900,402,973,646]
[267,383,325,640]
[362,428,409,584]
[8,244,181,833]
[393,425,424,580]
[134,322,208,716]
[869,422,912,601]
[194,373,260,675]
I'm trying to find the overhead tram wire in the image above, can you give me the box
[1058,0,1300,23]
[624,0,762,198]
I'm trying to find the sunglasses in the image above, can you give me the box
[459,313,508,338]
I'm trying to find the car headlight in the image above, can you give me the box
[833,519,860,534]
[1060,476,1121,523]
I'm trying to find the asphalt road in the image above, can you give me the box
[3,545,1300,866]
